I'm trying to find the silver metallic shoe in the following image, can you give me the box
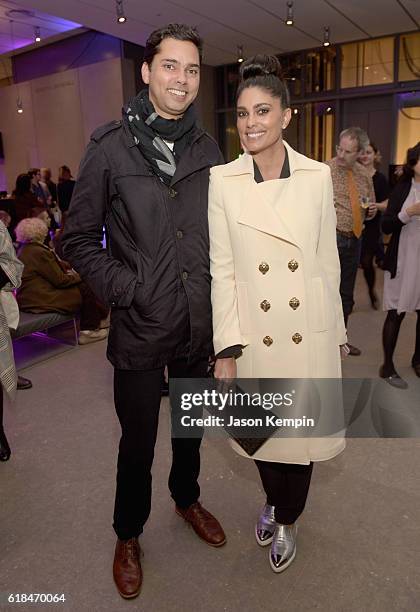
[269,523,297,573]
[255,504,276,546]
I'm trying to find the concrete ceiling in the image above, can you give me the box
[1,0,419,66]
[0,0,81,54]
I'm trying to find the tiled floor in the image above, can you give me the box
[1,269,419,611]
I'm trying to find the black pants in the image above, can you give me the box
[78,282,108,330]
[113,357,208,540]
[336,232,362,327]
[255,460,313,524]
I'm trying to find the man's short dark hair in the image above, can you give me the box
[143,23,203,67]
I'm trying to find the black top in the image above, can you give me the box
[253,149,291,183]
[57,180,76,213]
[372,171,389,203]
[382,180,412,278]
[362,170,390,246]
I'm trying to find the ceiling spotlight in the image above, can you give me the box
[323,26,331,47]
[293,108,299,115]
[237,45,244,63]
[34,26,41,42]
[326,106,332,113]
[116,0,126,23]
[286,1,294,26]
[16,97,23,114]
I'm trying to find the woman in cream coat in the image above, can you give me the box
[209,55,346,573]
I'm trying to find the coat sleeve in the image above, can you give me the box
[208,168,246,355]
[381,183,407,235]
[317,167,347,345]
[0,222,23,290]
[62,139,138,308]
[36,249,81,289]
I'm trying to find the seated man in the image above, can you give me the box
[15,218,108,345]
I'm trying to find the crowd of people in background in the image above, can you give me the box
[0,164,109,348]
[0,136,418,389]
[0,139,419,471]
[0,164,109,463]
[327,130,420,388]
[0,22,418,597]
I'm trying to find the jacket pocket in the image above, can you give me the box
[236,282,251,334]
[106,200,144,282]
[311,277,328,332]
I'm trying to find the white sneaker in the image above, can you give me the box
[78,328,108,345]
[99,314,110,329]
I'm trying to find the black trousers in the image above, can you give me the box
[336,232,362,326]
[78,282,108,330]
[113,357,208,540]
[255,460,313,524]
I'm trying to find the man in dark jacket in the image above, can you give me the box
[62,24,225,599]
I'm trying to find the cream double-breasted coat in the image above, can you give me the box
[208,141,346,464]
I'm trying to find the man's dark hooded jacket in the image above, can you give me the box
[62,114,224,370]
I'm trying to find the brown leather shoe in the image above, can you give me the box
[113,538,142,599]
[175,502,226,547]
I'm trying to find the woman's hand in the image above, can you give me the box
[366,203,378,220]
[407,201,420,217]
[376,199,388,213]
[214,357,237,380]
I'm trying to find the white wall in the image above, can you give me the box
[0,57,123,192]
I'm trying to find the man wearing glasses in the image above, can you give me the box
[326,127,377,355]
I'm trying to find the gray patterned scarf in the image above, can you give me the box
[124,89,197,185]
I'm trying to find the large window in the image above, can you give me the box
[217,111,241,162]
[396,104,420,164]
[284,107,302,151]
[279,52,303,98]
[341,38,394,88]
[305,48,336,93]
[399,32,420,82]
[304,102,335,162]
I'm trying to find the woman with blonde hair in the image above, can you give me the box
[209,55,346,573]
[15,218,108,345]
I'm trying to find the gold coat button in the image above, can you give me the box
[289,297,300,310]
[259,262,269,274]
[263,336,273,346]
[288,259,299,272]
[292,333,303,344]
[260,300,271,312]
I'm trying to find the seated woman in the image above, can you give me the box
[15,218,108,345]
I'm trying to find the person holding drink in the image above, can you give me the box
[326,127,377,355]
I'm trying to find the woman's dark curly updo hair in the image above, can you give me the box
[400,141,420,182]
[236,55,290,109]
